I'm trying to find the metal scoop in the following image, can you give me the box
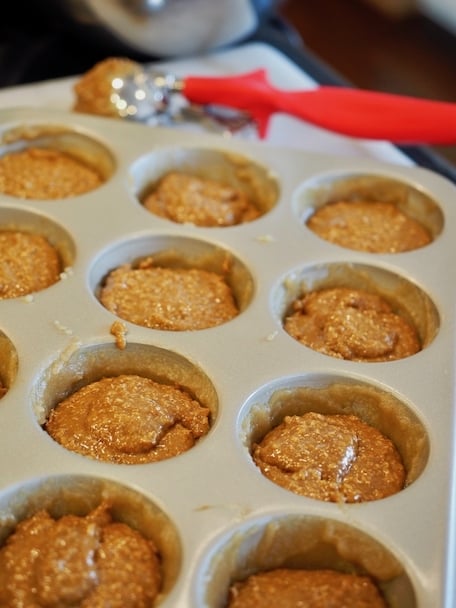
[109,70,255,136]
[108,65,456,143]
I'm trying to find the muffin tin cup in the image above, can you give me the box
[0,107,455,607]
[193,511,417,607]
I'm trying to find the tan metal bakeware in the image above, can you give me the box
[0,106,454,607]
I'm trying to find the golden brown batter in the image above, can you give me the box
[143,172,260,227]
[99,259,239,330]
[0,230,61,299]
[44,374,211,464]
[227,568,388,607]
[307,200,431,253]
[0,501,161,607]
[284,287,420,362]
[110,320,128,349]
[73,57,140,117]
[0,147,103,199]
[252,412,405,502]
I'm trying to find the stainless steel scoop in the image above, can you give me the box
[109,69,254,136]
[107,64,456,143]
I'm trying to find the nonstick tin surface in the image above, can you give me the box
[0,107,455,607]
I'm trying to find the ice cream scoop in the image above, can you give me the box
[75,59,456,143]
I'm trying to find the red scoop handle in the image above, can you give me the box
[183,69,456,143]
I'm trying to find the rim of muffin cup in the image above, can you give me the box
[238,373,429,502]
[193,512,416,607]
[129,146,279,226]
[293,171,444,252]
[32,340,218,462]
[272,260,440,360]
[0,473,181,604]
[0,122,115,199]
[89,233,254,330]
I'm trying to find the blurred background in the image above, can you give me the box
[277,0,456,165]
[0,0,455,166]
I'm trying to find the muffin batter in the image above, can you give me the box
[0,230,61,299]
[252,412,405,502]
[110,320,128,349]
[307,200,431,253]
[44,374,211,464]
[284,287,420,361]
[143,172,260,227]
[73,57,141,117]
[99,258,239,330]
[0,147,103,199]
[0,501,161,607]
[227,568,388,607]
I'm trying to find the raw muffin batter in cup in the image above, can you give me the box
[44,374,211,464]
[252,412,405,502]
[227,568,388,607]
[0,147,103,199]
[284,286,421,362]
[0,500,161,607]
[306,199,431,253]
[99,257,239,330]
[0,230,61,298]
[143,171,260,227]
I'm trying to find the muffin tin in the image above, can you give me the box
[0,106,455,607]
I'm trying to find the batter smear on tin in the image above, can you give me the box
[110,320,128,349]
